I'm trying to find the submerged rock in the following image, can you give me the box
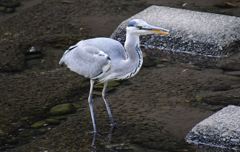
[143,57,156,67]
[107,81,120,87]
[181,63,201,70]
[0,0,21,8]
[19,129,46,137]
[45,119,61,125]
[50,103,77,116]
[30,120,46,128]
[225,71,240,77]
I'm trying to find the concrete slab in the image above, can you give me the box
[111,6,240,67]
[185,105,240,150]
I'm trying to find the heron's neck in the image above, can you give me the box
[124,33,142,61]
[122,33,143,79]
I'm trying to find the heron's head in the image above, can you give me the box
[126,19,169,36]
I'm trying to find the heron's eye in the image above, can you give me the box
[136,26,143,29]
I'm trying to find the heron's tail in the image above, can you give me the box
[59,59,64,65]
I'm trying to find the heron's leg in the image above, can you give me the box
[102,81,115,126]
[102,81,121,141]
[88,79,98,146]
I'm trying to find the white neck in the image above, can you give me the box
[121,32,143,79]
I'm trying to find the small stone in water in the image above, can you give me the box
[31,120,47,128]
[45,119,61,125]
[50,103,77,116]
[156,64,166,68]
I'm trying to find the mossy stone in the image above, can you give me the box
[143,57,156,67]
[50,103,77,116]
[45,119,61,125]
[107,81,120,87]
[30,120,46,128]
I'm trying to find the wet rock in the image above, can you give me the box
[0,6,5,11]
[121,80,132,85]
[186,105,240,150]
[45,119,61,125]
[106,87,115,92]
[50,103,77,116]
[5,137,19,145]
[143,57,156,67]
[0,0,21,8]
[4,7,14,13]
[220,52,240,71]
[0,42,25,72]
[131,138,143,144]
[105,143,134,150]
[26,59,42,68]
[96,81,120,87]
[225,71,240,77]
[159,58,170,62]
[92,91,102,96]
[31,120,46,128]
[138,68,150,76]
[50,115,68,120]
[153,59,164,64]
[156,64,166,68]
[181,63,201,70]
[107,81,120,87]
[195,89,240,105]
[105,143,125,149]
[215,1,238,8]
[19,129,46,137]
[25,52,43,60]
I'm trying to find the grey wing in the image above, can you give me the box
[59,45,111,79]
[79,38,127,60]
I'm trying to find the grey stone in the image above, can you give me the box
[111,6,240,67]
[185,105,240,150]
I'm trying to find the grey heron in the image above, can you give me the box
[59,19,169,146]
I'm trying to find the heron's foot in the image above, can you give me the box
[107,122,121,130]
[107,122,122,142]
[88,131,105,147]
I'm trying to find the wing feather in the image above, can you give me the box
[60,45,111,79]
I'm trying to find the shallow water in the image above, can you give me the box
[3,60,240,151]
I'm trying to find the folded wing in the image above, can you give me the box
[59,45,111,79]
